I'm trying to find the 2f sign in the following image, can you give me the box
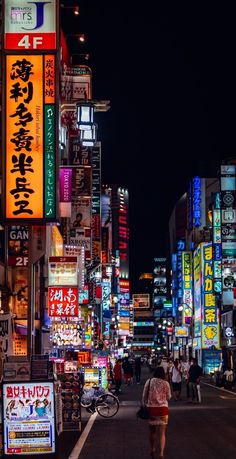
[18,35,43,49]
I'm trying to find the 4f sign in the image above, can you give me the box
[4,0,57,50]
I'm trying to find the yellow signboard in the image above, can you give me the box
[6,55,44,219]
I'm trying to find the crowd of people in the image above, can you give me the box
[112,356,142,395]
[111,354,203,459]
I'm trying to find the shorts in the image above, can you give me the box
[172,382,181,391]
[149,415,168,426]
[148,407,169,426]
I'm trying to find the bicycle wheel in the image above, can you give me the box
[81,395,92,408]
[95,393,119,418]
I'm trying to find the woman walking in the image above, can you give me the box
[142,366,171,459]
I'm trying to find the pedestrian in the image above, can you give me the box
[188,358,203,403]
[160,357,168,378]
[170,359,182,401]
[180,358,190,398]
[142,366,171,459]
[135,356,142,384]
[122,357,133,385]
[223,366,234,390]
[113,359,122,395]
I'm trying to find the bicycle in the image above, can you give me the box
[81,385,119,418]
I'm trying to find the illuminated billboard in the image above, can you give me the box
[201,243,220,349]
[3,381,55,455]
[133,293,150,309]
[182,252,193,324]
[4,0,57,50]
[193,245,201,337]
[5,54,57,221]
[48,287,79,317]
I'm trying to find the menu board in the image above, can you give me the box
[3,382,55,455]
[59,374,81,432]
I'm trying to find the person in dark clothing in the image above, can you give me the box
[113,359,122,395]
[135,357,142,384]
[188,358,203,403]
[122,358,133,385]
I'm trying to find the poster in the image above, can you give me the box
[0,314,13,358]
[3,381,55,455]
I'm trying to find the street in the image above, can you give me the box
[60,366,236,459]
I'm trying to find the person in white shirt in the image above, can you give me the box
[160,357,168,376]
[223,367,234,389]
[170,359,182,401]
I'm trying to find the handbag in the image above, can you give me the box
[136,378,152,420]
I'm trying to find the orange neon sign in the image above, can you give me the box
[6,55,44,219]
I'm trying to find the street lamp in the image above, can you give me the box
[76,98,94,130]
[80,123,97,146]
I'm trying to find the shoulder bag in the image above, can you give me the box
[136,378,152,419]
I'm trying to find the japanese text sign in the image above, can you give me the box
[201,243,220,349]
[48,256,78,286]
[5,54,56,221]
[48,287,78,317]
[3,381,55,455]
[4,0,57,50]
[182,251,193,324]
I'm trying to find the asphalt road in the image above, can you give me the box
[60,366,236,459]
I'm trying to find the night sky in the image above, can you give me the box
[62,2,235,292]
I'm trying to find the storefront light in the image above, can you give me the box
[80,124,97,146]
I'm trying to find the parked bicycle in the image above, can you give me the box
[81,385,119,418]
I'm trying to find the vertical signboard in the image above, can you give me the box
[201,243,220,349]
[212,192,222,294]
[6,55,43,219]
[3,0,58,222]
[91,144,101,264]
[182,252,193,324]
[193,245,201,337]
[220,165,236,306]
[118,188,129,279]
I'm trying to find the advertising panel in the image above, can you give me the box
[175,326,189,338]
[193,245,201,337]
[201,243,220,349]
[69,228,91,261]
[182,252,193,324]
[48,287,79,317]
[48,257,78,286]
[0,314,13,358]
[133,293,150,309]
[4,0,57,50]
[71,198,91,228]
[3,381,55,455]
[59,168,72,217]
[8,226,29,266]
[5,54,57,221]
[51,322,83,347]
